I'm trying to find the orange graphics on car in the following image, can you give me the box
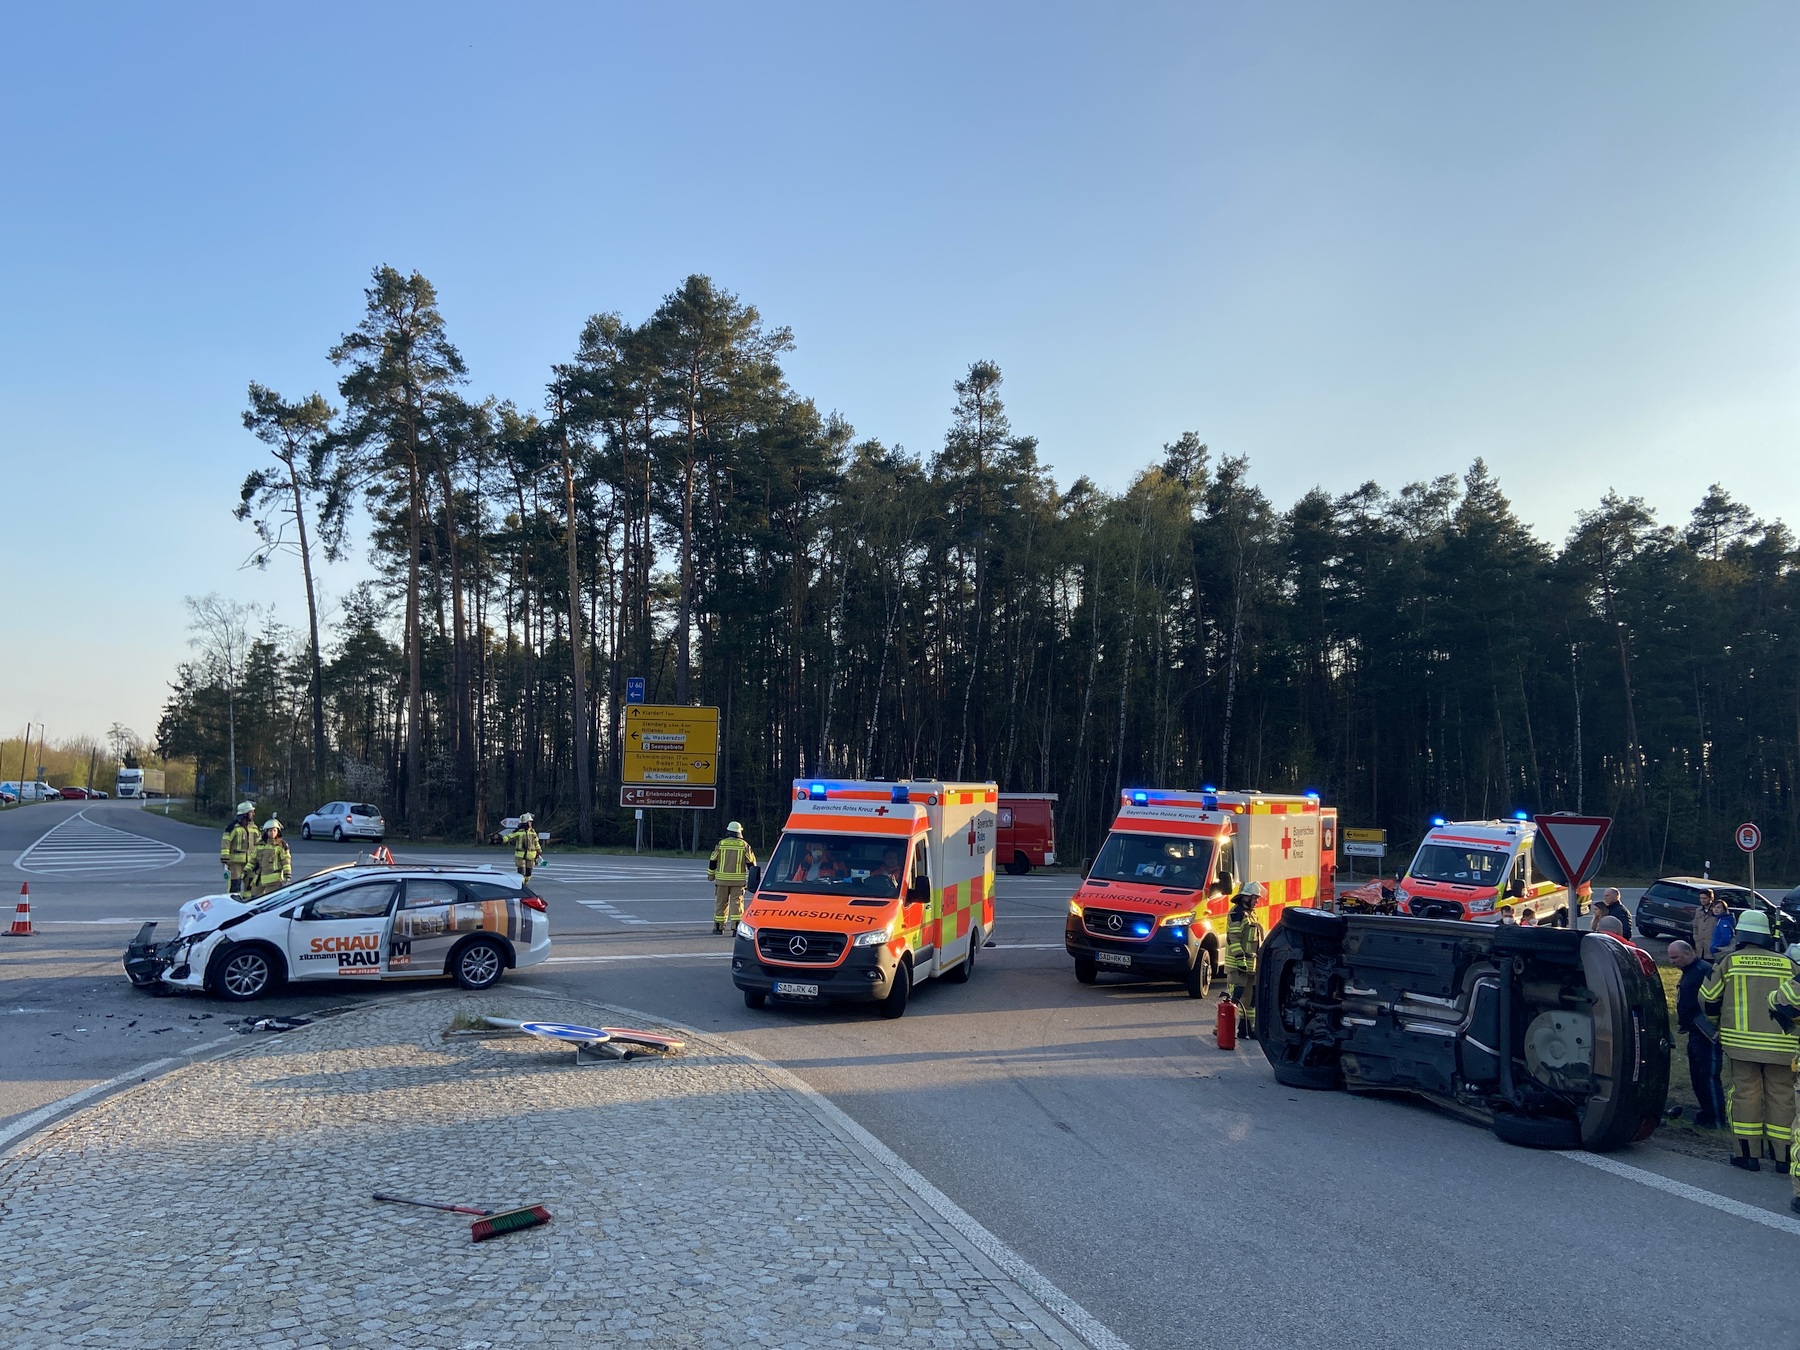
[733,779,998,1019]
[1065,788,1337,996]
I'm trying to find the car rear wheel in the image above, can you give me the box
[1005,853,1031,876]
[214,946,278,1002]
[332,825,344,842]
[453,938,506,991]
[1074,957,1098,985]
[879,961,912,1018]
[947,930,978,983]
[1491,1110,1582,1149]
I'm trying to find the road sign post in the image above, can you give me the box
[1736,821,1761,893]
[1532,814,1613,929]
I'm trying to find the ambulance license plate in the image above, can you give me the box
[774,981,819,998]
[1096,951,1132,968]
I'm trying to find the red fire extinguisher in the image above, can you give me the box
[1216,995,1238,1050]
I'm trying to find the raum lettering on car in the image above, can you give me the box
[308,932,382,971]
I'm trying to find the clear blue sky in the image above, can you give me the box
[2,2,1795,746]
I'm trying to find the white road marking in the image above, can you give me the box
[544,952,732,964]
[1558,1150,1800,1237]
[14,811,185,875]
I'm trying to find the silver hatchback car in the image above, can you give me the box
[300,801,385,842]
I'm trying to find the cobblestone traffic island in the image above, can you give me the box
[0,992,1091,1349]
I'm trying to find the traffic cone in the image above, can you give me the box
[5,884,32,937]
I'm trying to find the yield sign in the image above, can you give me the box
[1532,814,1611,888]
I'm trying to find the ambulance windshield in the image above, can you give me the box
[1089,832,1213,889]
[1408,844,1509,887]
[765,832,908,897]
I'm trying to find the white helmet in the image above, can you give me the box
[519,813,533,825]
[1238,882,1264,902]
[261,818,282,834]
[236,801,254,816]
[727,821,744,835]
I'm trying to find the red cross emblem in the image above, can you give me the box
[874,806,889,816]
[967,826,977,856]
[1281,828,1292,859]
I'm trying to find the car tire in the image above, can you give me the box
[1491,1110,1582,1150]
[212,944,280,1002]
[879,961,912,1018]
[1255,923,1345,1091]
[743,989,766,1010]
[1074,957,1098,985]
[1005,853,1031,877]
[1184,947,1215,999]
[946,930,978,983]
[300,823,312,840]
[332,825,344,842]
[452,938,507,991]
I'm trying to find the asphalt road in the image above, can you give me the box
[2,800,1795,1349]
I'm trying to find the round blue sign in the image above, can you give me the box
[519,1022,611,1044]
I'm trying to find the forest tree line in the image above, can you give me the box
[157,265,1800,880]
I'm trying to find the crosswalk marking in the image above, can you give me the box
[15,811,186,875]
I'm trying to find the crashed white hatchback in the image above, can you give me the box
[123,864,552,1001]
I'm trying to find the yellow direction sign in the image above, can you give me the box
[622,705,720,786]
[1343,827,1386,844]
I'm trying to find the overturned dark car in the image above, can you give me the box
[1256,910,1670,1152]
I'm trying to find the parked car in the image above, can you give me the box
[1633,876,1795,944]
[122,863,551,1000]
[0,787,16,805]
[0,781,60,803]
[59,785,104,800]
[1258,909,1671,1152]
[299,801,385,843]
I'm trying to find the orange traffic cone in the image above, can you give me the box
[5,884,32,937]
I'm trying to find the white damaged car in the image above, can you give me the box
[123,864,552,1000]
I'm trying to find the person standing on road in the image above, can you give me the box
[709,822,756,935]
[245,819,292,899]
[1591,889,1633,939]
[1668,940,1727,1130]
[1699,909,1798,1171]
[1693,891,1733,961]
[505,814,542,883]
[1225,883,1264,1032]
[1766,970,1800,1215]
[219,802,255,898]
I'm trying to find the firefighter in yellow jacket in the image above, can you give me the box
[1767,966,1800,1214]
[709,822,756,935]
[245,819,292,899]
[1699,909,1798,1172]
[219,802,256,898]
[505,814,542,882]
[1225,882,1264,1033]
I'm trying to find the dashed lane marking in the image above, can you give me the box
[574,897,711,926]
[15,811,185,875]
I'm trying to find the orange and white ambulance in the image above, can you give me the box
[733,779,998,1018]
[1064,788,1336,994]
[1397,815,1583,925]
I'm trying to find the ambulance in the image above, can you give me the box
[1064,788,1336,994]
[1397,815,1581,925]
[733,779,997,1019]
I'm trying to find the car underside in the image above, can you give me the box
[1256,910,1671,1152]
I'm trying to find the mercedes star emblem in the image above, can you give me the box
[789,935,810,955]
[1106,914,1124,932]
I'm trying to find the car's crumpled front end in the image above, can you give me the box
[122,892,255,992]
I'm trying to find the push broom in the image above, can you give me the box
[374,1192,552,1242]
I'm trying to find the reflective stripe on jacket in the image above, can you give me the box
[1225,913,1262,972]
[708,837,755,884]
[1699,946,1800,1064]
[246,839,291,889]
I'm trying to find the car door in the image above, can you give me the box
[390,877,465,977]
[285,879,398,982]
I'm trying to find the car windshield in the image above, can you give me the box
[1409,844,1510,886]
[246,869,356,912]
[763,832,907,897]
[1088,832,1214,889]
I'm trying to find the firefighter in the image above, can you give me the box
[245,819,292,899]
[505,814,542,882]
[219,801,256,898]
[1225,882,1264,1033]
[709,821,756,935]
[1768,969,1800,1214]
[1699,908,1798,1172]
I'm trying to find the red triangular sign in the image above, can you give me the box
[1533,815,1611,887]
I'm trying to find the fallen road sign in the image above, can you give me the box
[1532,814,1611,888]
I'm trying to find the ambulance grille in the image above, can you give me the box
[757,929,847,965]
[1082,908,1154,942]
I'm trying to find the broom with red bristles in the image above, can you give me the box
[374,1192,552,1242]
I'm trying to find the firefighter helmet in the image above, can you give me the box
[1736,908,1772,938]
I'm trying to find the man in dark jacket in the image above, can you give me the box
[1591,888,1633,940]
[1669,940,1726,1129]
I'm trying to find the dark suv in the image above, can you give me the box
[1257,910,1671,1152]
[1634,876,1796,943]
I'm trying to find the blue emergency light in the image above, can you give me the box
[1202,784,1217,794]
[891,785,910,805]
[809,783,829,801]
[1513,810,1529,821]
[1131,791,1149,805]
[1432,816,1447,827]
